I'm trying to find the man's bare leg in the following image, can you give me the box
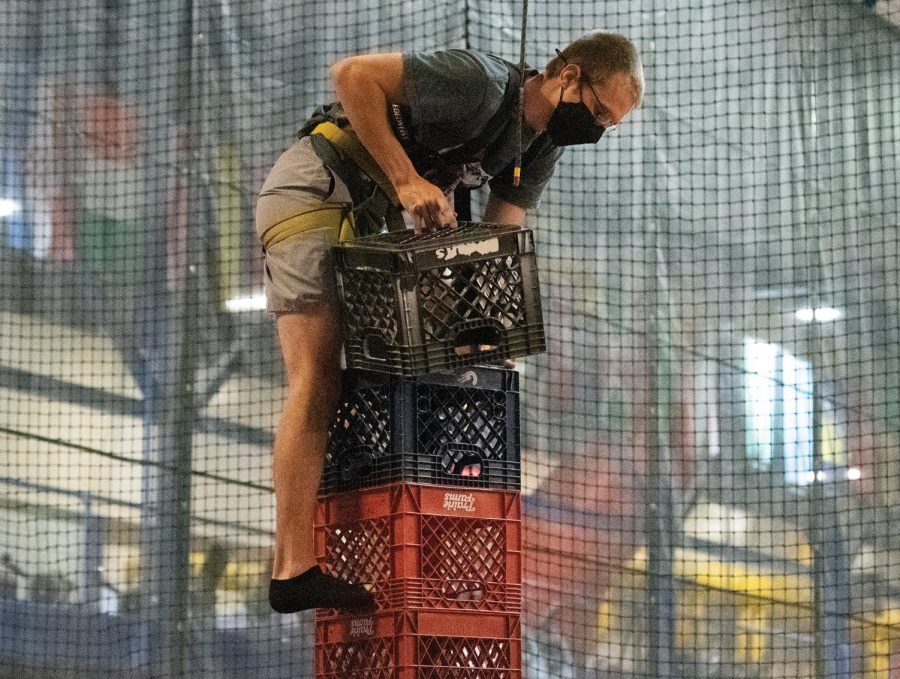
[268,307,373,613]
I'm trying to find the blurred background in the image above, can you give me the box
[1,0,899,677]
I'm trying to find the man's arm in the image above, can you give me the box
[483,193,527,227]
[330,53,457,233]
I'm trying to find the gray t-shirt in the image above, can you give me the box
[403,49,563,210]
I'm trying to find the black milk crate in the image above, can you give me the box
[322,367,520,495]
[335,222,545,377]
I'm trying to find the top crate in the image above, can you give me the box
[335,222,545,377]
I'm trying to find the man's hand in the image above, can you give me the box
[395,175,458,234]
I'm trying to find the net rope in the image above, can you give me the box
[0,1,899,677]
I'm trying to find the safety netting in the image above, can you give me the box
[1,0,899,677]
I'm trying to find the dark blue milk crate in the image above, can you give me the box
[334,222,545,377]
[321,366,520,494]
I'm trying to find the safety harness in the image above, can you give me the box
[258,121,405,252]
[260,60,523,252]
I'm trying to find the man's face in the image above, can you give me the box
[559,69,636,132]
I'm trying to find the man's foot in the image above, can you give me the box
[269,565,375,614]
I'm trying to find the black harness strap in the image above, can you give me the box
[390,61,524,171]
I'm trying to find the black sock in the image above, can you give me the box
[269,565,375,614]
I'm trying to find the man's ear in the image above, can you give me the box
[559,63,582,87]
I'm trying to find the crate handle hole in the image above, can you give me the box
[442,448,485,478]
[362,334,390,361]
[453,327,502,356]
[340,448,375,481]
[443,580,485,602]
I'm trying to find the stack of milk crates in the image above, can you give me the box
[315,222,545,678]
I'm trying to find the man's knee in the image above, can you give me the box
[284,370,342,431]
[276,309,343,377]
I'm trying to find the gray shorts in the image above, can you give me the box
[255,136,352,313]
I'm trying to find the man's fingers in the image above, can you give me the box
[410,208,428,235]
[409,204,429,234]
[423,206,440,233]
[397,176,462,234]
[419,202,445,233]
[405,190,458,234]
[431,200,457,230]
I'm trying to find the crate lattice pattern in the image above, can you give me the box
[417,382,510,475]
[325,518,391,605]
[325,374,518,491]
[421,516,508,603]
[419,636,513,675]
[340,269,399,343]
[418,256,525,342]
[319,639,394,678]
[318,636,515,678]
[324,514,512,611]
[327,383,392,475]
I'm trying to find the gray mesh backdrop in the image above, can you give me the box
[1,0,899,677]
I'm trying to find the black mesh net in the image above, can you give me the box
[1,0,899,677]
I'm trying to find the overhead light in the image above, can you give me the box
[225,294,266,312]
[846,467,862,481]
[795,307,843,323]
[802,470,829,484]
[0,198,22,218]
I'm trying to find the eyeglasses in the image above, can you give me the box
[555,48,620,134]
[581,79,619,134]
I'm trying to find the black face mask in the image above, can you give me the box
[546,86,604,147]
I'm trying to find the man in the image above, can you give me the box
[257,31,644,614]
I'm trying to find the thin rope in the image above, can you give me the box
[513,0,528,187]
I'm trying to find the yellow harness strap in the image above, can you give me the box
[310,121,401,207]
[261,122,405,251]
[259,203,354,251]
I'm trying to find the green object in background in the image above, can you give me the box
[79,211,146,284]
[214,145,242,308]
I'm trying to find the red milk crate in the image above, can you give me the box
[315,483,521,615]
[316,608,522,678]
